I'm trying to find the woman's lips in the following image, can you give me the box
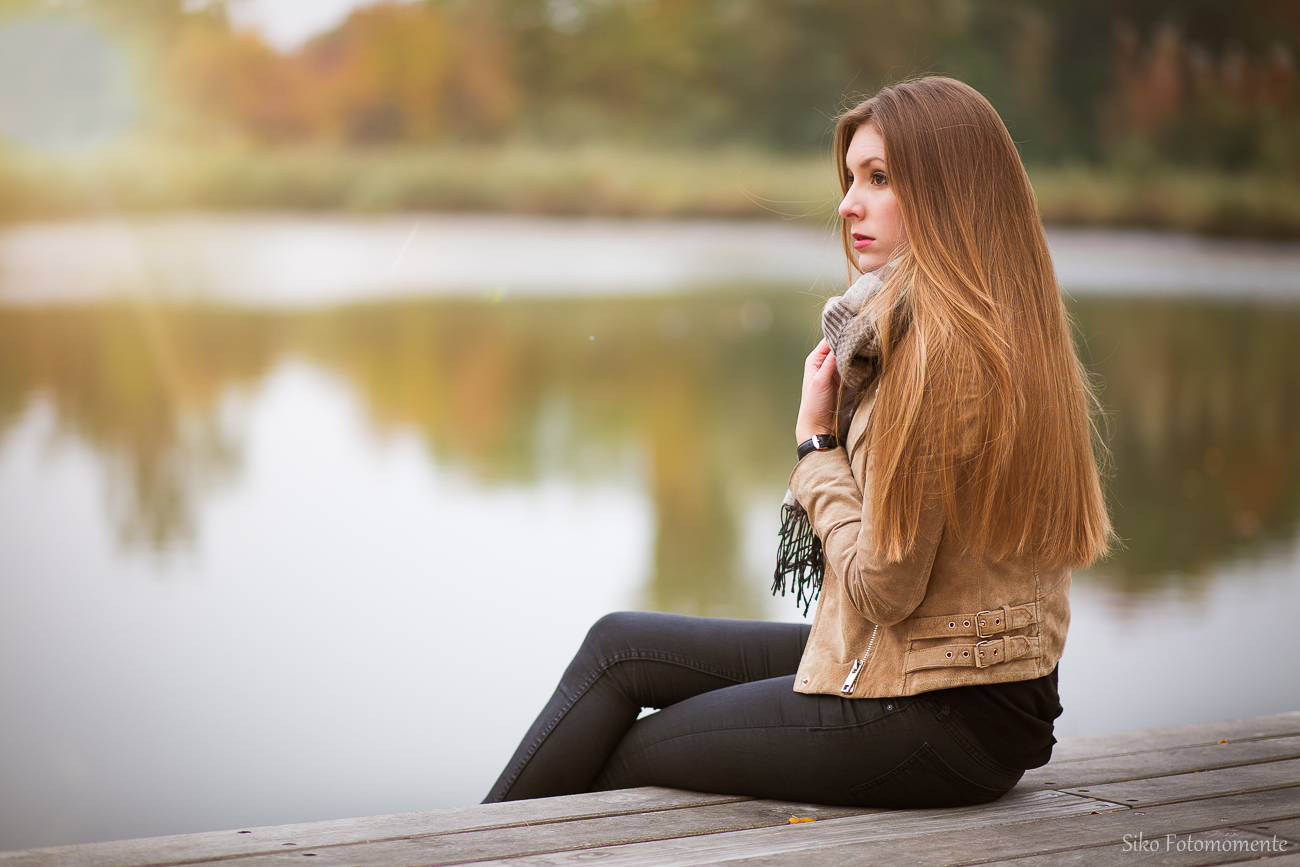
[852,233,874,250]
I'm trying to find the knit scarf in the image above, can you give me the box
[772,263,898,614]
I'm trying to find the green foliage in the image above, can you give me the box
[1,0,1298,225]
[473,0,1300,168]
[8,0,1296,166]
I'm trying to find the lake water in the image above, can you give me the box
[1,215,1299,851]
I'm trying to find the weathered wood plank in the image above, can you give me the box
[8,714,1299,867]
[1049,713,1300,763]
[1221,854,1300,867]
[459,786,1300,867]
[1240,817,1300,844]
[195,790,1100,867]
[1061,757,1300,807]
[0,788,753,867]
[971,829,1295,867]
[142,799,871,867]
[1016,735,1300,790]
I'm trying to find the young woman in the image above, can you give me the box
[484,76,1111,809]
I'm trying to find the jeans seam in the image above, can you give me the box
[597,720,819,780]
[928,703,1021,780]
[492,650,748,799]
[850,741,1008,802]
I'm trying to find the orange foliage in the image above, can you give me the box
[166,1,516,143]
[1110,22,1298,141]
[169,26,316,141]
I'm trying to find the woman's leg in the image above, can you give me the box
[483,611,810,802]
[592,677,1025,808]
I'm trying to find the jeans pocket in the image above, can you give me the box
[849,741,1013,809]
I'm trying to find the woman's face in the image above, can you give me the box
[838,123,907,273]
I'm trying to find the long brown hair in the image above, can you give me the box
[834,77,1112,568]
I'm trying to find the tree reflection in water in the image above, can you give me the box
[0,293,1296,607]
[1072,299,1300,595]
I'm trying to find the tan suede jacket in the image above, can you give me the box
[788,389,1070,699]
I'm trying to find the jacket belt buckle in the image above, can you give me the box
[975,609,1004,638]
[974,638,1005,668]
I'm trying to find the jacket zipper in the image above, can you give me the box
[840,624,879,695]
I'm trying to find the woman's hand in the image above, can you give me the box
[796,339,840,444]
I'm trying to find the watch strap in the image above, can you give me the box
[796,434,839,461]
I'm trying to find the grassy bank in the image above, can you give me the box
[2,141,1298,239]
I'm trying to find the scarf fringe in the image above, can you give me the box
[771,263,893,615]
[772,503,824,616]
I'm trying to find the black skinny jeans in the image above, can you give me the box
[484,611,1023,807]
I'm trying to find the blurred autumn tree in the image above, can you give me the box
[165,1,515,142]
[0,0,1297,170]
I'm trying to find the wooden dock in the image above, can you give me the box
[6,712,1300,866]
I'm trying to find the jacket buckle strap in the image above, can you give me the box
[910,602,1037,640]
[974,636,1035,668]
[976,603,1039,637]
[903,636,1040,673]
[974,638,1004,668]
[976,606,1012,638]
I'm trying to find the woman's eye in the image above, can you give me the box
[870,172,887,186]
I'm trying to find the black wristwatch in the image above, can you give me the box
[796,433,838,461]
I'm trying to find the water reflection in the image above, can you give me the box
[1,293,1296,603]
[1071,299,1300,595]
[0,306,285,546]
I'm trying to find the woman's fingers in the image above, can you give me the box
[816,351,839,385]
[802,339,832,390]
[806,339,830,369]
[795,349,839,443]
[811,352,839,406]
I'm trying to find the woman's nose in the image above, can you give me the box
[838,189,862,221]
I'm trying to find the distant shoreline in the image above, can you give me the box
[2,141,1298,241]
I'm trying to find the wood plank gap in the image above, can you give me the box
[1048,730,1300,764]
[1048,714,1300,764]
[1234,815,1300,845]
[425,796,761,837]
[1069,780,1300,810]
[1025,750,1300,789]
[1061,757,1300,808]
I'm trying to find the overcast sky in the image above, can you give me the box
[223,0,402,51]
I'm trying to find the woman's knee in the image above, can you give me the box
[582,611,663,656]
